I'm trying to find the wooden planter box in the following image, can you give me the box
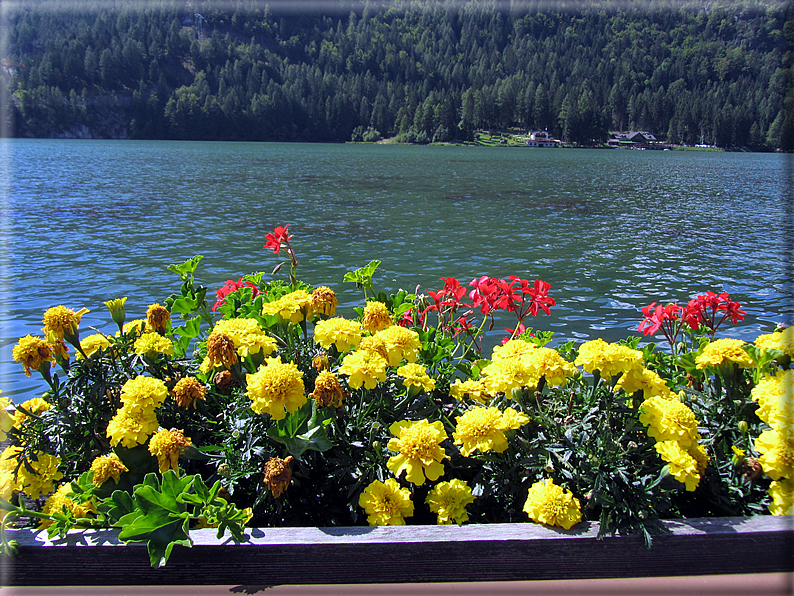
[3,516,793,586]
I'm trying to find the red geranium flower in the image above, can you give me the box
[684,291,746,336]
[212,278,261,312]
[264,224,293,254]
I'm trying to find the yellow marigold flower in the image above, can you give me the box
[246,357,306,420]
[374,326,422,367]
[0,394,13,442]
[655,440,702,491]
[751,369,794,432]
[78,333,112,359]
[172,377,206,409]
[42,305,88,342]
[525,347,576,387]
[89,453,128,486]
[310,371,346,408]
[146,303,171,334]
[615,367,670,398]
[339,349,388,390]
[12,335,53,376]
[492,338,537,362]
[106,404,159,448]
[480,357,536,395]
[695,338,753,369]
[450,378,491,405]
[523,478,582,530]
[121,318,150,336]
[639,395,700,448]
[387,419,449,485]
[261,290,310,324]
[768,477,794,516]
[13,397,52,429]
[308,286,338,318]
[755,326,794,358]
[40,483,97,528]
[575,338,644,378]
[120,375,168,410]
[396,363,436,393]
[149,428,192,474]
[13,449,64,499]
[203,331,239,371]
[426,479,475,524]
[361,301,392,333]
[754,428,794,480]
[103,297,128,328]
[358,334,389,360]
[133,332,174,357]
[0,468,17,506]
[314,317,363,352]
[453,406,529,457]
[263,455,293,498]
[213,318,278,359]
[358,478,414,526]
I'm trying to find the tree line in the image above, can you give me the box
[3,0,793,149]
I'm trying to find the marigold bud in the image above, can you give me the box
[738,420,749,434]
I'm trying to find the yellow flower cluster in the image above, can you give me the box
[42,305,88,343]
[374,326,422,366]
[639,395,708,491]
[751,368,794,504]
[314,317,363,352]
[148,428,192,473]
[387,419,449,485]
[449,378,491,405]
[481,340,576,395]
[246,357,306,420]
[213,318,278,359]
[358,478,414,525]
[145,303,171,334]
[396,363,436,393]
[12,397,52,429]
[426,479,475,524]
[106,376,167,448]
[755,326,794,358]
[695,338,753,369]
[523,478,582,529]
[614,367,671,399]
[89,453,128,486]
[12,335,54,376]
[40,482,97,528]
[78,333,112,359]
[310,371,346,407]
[261,290,310,324]
[361,301,392,333]
[574,338,643,378]
[338,349,388,390]
[133,332,174,357]
[452,406,529,457]
[308,286,338,318]
[0,445,63,500]
[172,377,207,409]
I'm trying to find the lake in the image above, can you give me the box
[2,139,791,401]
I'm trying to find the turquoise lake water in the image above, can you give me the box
[2,139,791,400]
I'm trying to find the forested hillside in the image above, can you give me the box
[3,0,792,149]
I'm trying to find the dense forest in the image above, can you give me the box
[2,0,793,149]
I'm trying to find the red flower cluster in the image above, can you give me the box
[422,275,555,339]
[638,291,746,346]
[264,225,293,254]
[212,278,261,312]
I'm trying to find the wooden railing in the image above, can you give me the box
[3,516,793,586]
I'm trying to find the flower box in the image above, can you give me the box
[3,516,792,586]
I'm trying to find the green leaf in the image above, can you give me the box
[343,260,381,290]
[267,402,334,458]
[171,315,202,338]
[169,296,200,315]
[167,255,203,283]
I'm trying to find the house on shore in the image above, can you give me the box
[524,131,559,147]
[607,131,663,149]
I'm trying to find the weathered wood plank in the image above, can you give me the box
[3,516,793,586]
